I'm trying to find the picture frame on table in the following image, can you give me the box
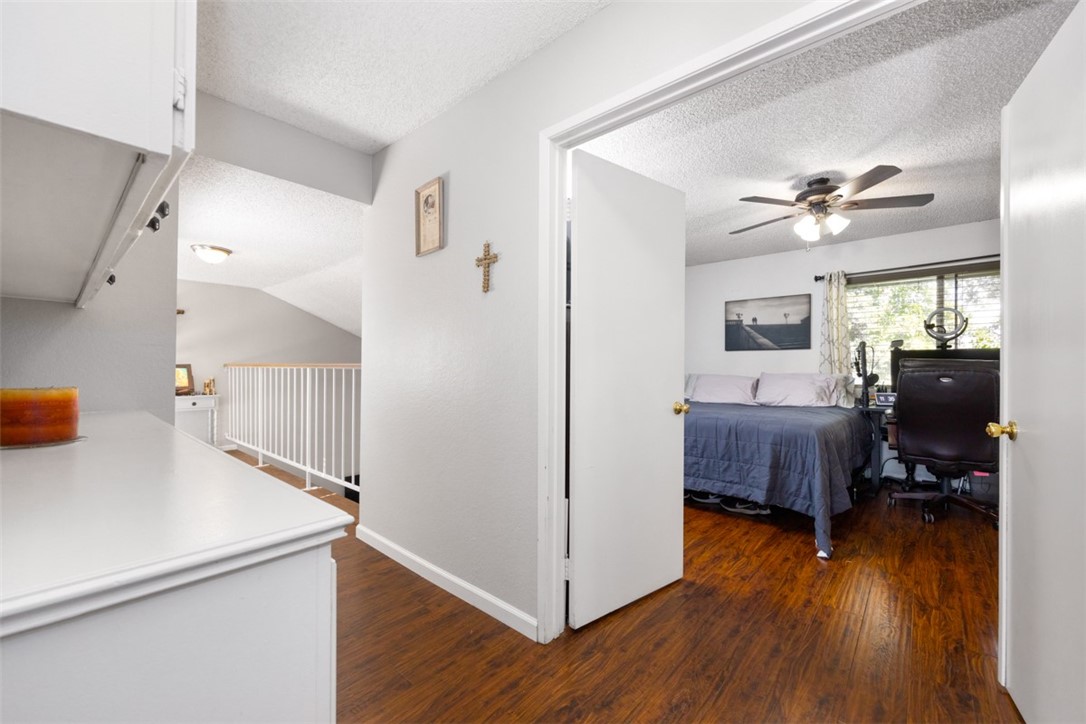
[175,364,195,395]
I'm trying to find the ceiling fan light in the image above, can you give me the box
[794,216,820,242]
[191,244,233,264]
[826,212,851,235]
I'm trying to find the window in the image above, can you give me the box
[846,265,1001,382]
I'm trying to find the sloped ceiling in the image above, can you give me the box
[579,0,1074,266]
[185,1,610,335]
[177,155,366,336]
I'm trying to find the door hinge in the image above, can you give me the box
[563,558,570,580]
[173,69,187,111]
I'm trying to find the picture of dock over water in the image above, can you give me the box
[725,293,811,351]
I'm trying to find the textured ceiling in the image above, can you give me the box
[580,0,1074,266]
[197,0,609,154]
[177,155,366,336]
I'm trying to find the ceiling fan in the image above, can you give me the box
[729,165,934,246]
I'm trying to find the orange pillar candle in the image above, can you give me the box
[0,387,79,446]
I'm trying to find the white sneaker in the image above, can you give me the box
[721,499,771,515]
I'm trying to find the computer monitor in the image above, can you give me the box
[889,348,1000,392]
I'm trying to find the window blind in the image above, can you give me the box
[846,269,1001,382]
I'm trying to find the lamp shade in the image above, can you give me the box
[825,212,851,235]
[190,244,233,264]
[794,215,820,242]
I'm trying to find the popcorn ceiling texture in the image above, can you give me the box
[580,0,1073,266]
[177,155,366,336]
[197,1,609,154]
[187,0,1069,334]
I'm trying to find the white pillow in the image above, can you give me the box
[754,372,836,407]
[690,374,759,405]
[684,374,698,400]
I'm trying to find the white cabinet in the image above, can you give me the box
[0,412,353,722]
[0,1,196,307]
[175,394,219,445]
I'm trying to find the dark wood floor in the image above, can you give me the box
[228,451,1022,723]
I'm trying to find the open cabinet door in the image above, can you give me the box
[1000,2,1085,720]
[567,150,685,628]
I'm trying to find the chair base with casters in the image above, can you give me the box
[888,474,998,526]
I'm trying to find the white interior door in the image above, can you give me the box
[567,150,686,628]
[1000,3,1085,721]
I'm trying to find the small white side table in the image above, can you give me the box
[174,395,218,446]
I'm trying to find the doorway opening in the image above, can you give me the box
[542,10,1078,713]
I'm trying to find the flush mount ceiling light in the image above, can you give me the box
[190,244,233,264]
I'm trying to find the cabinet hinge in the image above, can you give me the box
[173,70,187,111]
[563,558,570,580]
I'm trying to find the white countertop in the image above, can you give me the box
[1,412,353,632]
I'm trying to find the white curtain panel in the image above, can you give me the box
[819,270,851,375]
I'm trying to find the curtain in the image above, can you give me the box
[819,270,850,375]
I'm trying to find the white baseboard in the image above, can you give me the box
[217,444,238,452]
[356,524,537,641]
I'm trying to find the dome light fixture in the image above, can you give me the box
[190,244,233,264]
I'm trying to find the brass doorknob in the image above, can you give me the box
[986,420,1018,441]
[673,402,690,415]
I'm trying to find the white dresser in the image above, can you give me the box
[175,394,218,445]
[0,412,353,722]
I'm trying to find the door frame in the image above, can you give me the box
[534,0,928,643]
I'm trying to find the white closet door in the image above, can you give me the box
[568,150,686,628]
[1000,2,1085,720]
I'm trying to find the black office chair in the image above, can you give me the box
[887,359,1000,525]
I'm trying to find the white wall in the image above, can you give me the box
[360,1,811,627]
[176,280,361,447]
[686,219,1001,377]
[0,186,180,424]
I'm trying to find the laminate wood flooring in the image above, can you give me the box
[226,451,1021,723]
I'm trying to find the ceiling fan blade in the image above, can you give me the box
[839,193,935,210]
[729,212,805,235]
[833,165,902,202]
[739,195,800,207]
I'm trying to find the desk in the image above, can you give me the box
[858,405,894,493]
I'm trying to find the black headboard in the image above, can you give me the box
[889,348,1000,392]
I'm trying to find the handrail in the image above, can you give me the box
[224,364,361,494]
[224,363,361,369]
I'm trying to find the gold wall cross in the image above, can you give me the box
[475,242,499,293]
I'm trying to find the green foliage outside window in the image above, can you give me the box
[847,272,1001,382]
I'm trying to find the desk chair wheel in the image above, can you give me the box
[923,510,935,524]
[887,495,897,507]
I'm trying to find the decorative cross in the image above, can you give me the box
[475,242,499,293]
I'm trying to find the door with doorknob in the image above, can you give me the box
[998,3,1085,719]
[567,150,686,629]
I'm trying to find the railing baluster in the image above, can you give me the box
[222,364,360,493]
[304,367,312,490]
[351,367,356,489]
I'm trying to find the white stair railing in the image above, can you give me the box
[224,364,361,493]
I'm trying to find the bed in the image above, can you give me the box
[684,401,873,559]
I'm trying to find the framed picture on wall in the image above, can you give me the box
[415,176,444,256]
[724,293,811,351]
[175,364,195,395]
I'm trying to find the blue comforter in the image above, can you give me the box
[684,402,873,557]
